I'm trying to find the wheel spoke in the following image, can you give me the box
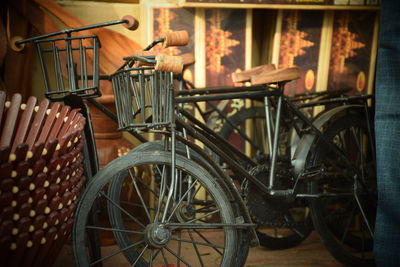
[193,229,223,255]
[187,209,220,224]
[170,236,225,250]
[167,179,198,222]
[90,240,144,266]
[134,171,158,197]
[160,248,170,267]
[194,202,217,213]
[164,245,192,267]
[100,191,146,228]
[129,169,152,222]
[132,244,149,267]
[177,230,182,267]
[120,201,156,211]
[190,183,203,202]
[86,225,144,235]
[188,230,205,267]
[340,204,357,244]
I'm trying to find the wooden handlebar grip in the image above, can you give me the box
[155,54,183,73]
[181,53,196,67]
[10,36,25,52]
[134,50,158,57]
[132,50,158,67]
[122,15,139,31]
[160,31,189,48]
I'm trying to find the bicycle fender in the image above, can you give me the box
[292,104,364,177]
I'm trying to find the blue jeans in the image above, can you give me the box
[374,1,400,266]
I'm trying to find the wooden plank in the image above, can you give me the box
[27,142,45,167]
[0,146,11,164]
[12,96,37,152]
[13,143,29,166]
[37,103,60,144]
[0,192,13,210]
[32,227,57,266]
[57,108,78,139]
[0,220,13,237]
[26,98,50,149]
[14,160,30,180]
[21,229,44,267]
[0,235,12,264]
[46,219,72,266]
[16,191,30,209]
[43,138,59,163]
[8,232,30,267]
[0,91,6,129]
[0,93,22,147]
[1,178,14,192]
[47,105,70,142]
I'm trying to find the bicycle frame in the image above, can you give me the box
[172,82,374,199]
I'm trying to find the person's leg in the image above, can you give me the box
[374,1,400,266]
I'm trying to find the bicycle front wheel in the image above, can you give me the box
[73,150,239,267]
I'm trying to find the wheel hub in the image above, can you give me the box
[176,202,195,222]
[144,223,171,248]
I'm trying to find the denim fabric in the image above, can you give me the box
[374,1,400,266]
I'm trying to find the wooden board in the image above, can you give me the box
[176,0,380,10]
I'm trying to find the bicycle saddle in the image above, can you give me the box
[232,64,276,83]
[251,67,301,85]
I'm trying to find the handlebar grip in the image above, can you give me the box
[10,36,25,52]
[181,53,196,68]
[134,50,158,57]
[122,15,139,31]
[160,31,189,48]
[155,54,183,74]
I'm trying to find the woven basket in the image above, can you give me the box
[0,91,86,267]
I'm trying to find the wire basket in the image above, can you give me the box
[34,35,100,101]
[111,66,174,132]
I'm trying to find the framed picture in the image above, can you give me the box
[326,10,379,94]
[272,9,325,95]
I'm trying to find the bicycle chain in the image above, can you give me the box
[243,164,310,228]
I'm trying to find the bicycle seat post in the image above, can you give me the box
[268,83,285,190]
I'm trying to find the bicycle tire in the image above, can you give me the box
[307,112,376,266]
[219,106,312,250]
[73,150,241,267]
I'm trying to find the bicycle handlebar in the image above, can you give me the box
[12,15,139,50]
[120,54,184,74]
[160,31,189,48]
[121,15,139,31]
[143,30,190,51]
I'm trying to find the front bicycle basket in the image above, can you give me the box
[34,35,100,101]
[111,66,174,132]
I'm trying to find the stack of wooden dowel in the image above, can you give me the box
[0,91,86,267]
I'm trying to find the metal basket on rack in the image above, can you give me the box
[111,65,175,132]
[34,35,100,101]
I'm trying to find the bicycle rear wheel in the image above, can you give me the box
[307,112,376,266]
[219,106,312,250]
[73,150,240,267]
